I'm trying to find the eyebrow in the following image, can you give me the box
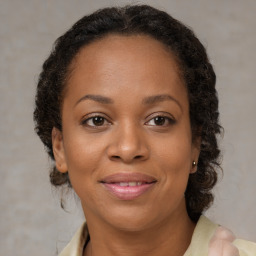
[142,94,182,110]
[75,94,114,106]
[75,93,182,111]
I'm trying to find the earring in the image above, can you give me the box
[192,161,197,168]
[191,161,197,173]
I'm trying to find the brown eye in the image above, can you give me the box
[91,116,105,126]
[82,116,109,127]
[146,115,175,126]
[154,116,166,126]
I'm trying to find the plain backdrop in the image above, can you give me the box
[1,0,255,255]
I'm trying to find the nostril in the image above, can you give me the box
[112,155,121,159]
[110,154,144,162]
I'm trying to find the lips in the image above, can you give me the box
[100,173,157,200]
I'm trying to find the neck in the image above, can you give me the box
[83,201,196,256]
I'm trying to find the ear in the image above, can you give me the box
[190,136,201,174]
[52,127,68,173]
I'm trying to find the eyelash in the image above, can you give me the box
[145,115,176,126]
[81,113,176,129]
[81,114,111,128]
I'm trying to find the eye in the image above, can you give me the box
[81,115,110,127]
[146,115,175,126]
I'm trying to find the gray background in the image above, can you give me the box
[1,0,255,255]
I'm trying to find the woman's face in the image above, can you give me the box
[53,35,200,231]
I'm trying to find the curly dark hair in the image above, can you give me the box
[34,4,222,222]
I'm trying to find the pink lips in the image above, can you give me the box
[100,173,157,200]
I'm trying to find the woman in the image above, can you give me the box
[34,5,256,256]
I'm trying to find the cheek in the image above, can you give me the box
[153,131,193,193]
[63,134,106,189]
[64,131,105,165]
[155,132,193,171]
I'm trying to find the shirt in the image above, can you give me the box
[59,215,256,256]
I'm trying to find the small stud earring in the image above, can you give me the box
[192,161,197,168]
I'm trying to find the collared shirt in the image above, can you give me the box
[59,216,256,256]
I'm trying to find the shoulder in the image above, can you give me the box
[58,222,88,256]
[208,224,256,256]
[233,239,256,256]
[184,215,256,256]
[184,215,218,256]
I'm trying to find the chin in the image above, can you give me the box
[100,205,167,232]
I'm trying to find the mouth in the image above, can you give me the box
[100,173,157,200]
[106,181,153,186]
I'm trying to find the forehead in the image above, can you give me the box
[65,34,187,105]
[69,34,183,80]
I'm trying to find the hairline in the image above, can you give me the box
[61,32,187,109]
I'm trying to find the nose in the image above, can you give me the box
[107,123,149,163]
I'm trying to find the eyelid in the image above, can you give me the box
[145,112,176,121]
[80,112,112,127]
[145,112,176,126]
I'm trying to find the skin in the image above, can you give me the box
[52,34,200,256]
